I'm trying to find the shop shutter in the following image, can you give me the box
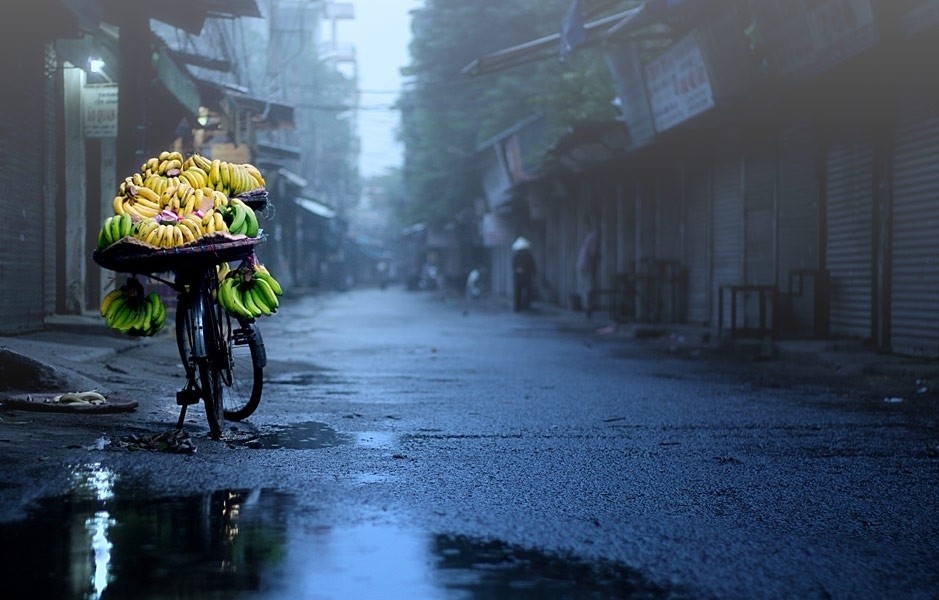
[0,37,45,333]
[683,165,710,324]
[890,91,939,357]
[43,44,58,318]
[656,168,682,261]
[744,147,776,286]
[711,155,743,326]
[825,137,874,340]
[777,121,820,336]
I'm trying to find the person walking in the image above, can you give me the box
[511,237,536,312]
[576,221,600,317]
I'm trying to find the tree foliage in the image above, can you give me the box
[397,0,618,227]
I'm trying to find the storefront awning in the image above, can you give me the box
[194,78,296,130]
[295,197,336,220]
[279,168,308,189]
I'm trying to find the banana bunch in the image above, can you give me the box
[134,212,207,248]
[219,198,260,237]
[99,278,166,336]
[107,150,267,249]
[217,265,283,319]
[97,213,135,249]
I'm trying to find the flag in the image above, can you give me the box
[559,0,587,61]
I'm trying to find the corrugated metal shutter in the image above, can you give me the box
[890,91,939,357]
[0,34,45,333]
[825,137,874,340]
[683,165,710,324]
[777,121,820,336]
[744,147,776,285]
[43,44,58,318]
[711,155,743,326]
[656,168,682,261]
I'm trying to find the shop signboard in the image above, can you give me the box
[480,146,512,210]
[82,84,118,138]
[644,33,715,133]
[605,40,656,149]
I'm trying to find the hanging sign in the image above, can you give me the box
[82,84,118,138]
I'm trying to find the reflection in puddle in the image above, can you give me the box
[0,474,672,599]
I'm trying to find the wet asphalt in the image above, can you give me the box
[0,286,937,599]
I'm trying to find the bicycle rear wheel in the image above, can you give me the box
[221,315,265,420]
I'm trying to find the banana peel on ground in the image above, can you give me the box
[0,391,137,414]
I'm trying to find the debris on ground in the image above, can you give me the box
[110,429,196,454]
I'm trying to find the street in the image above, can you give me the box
[0,287,937,599]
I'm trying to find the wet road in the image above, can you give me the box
[1,287,937,599]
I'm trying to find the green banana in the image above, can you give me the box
[243,203,259,237]
[247,285,271,316]
[253,277,279,311]
[241,286,263,318]
[253,270,283,296]
[229,203,247,234]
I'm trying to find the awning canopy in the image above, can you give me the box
[278,168,308,189]
[545,120,631,175]
[195,79,296,130]
[295,197,336,220]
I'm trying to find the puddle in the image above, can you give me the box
[255,421,346,449]
[0,465,673,599]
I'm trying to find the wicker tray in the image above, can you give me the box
[93,234,264,275]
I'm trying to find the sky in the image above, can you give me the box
[332,1,423,180]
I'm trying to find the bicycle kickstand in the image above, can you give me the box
[176,380,201,429]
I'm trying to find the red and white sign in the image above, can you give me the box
[644,34,714,133]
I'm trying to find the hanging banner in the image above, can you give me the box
[82,84,118,138]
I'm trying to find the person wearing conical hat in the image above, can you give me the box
[511,237,536,312]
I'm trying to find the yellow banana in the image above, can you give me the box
[99,288,123,316]
[214,211,227,233]
[209,160,221,187]
[144,225,162,246]
[113,195,126,215]
[178,223,196,244]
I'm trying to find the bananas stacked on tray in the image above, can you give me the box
[217,263,284,320]
[97,151,267,250]
[99,277,166,337]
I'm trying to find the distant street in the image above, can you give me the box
[0,287,937,599]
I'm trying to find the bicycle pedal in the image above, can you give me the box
[232,327,254,346]
[176,389,201,406]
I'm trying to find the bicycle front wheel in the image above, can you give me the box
[196,291,225,438]
[221,315,265,421]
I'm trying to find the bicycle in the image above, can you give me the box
[94,236,266,438]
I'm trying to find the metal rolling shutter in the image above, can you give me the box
[0,37,45,333]
[890,92,939,357]
[656,168,682,261]
[777,122,820,336]
[711,155,743,326]
[825,138,873,340]
[744,147,776,286]
[43,44,58,318]
[684,165,710,324]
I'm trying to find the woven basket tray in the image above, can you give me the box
[93,234,264,275]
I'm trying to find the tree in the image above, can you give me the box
[397,0,621,227]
